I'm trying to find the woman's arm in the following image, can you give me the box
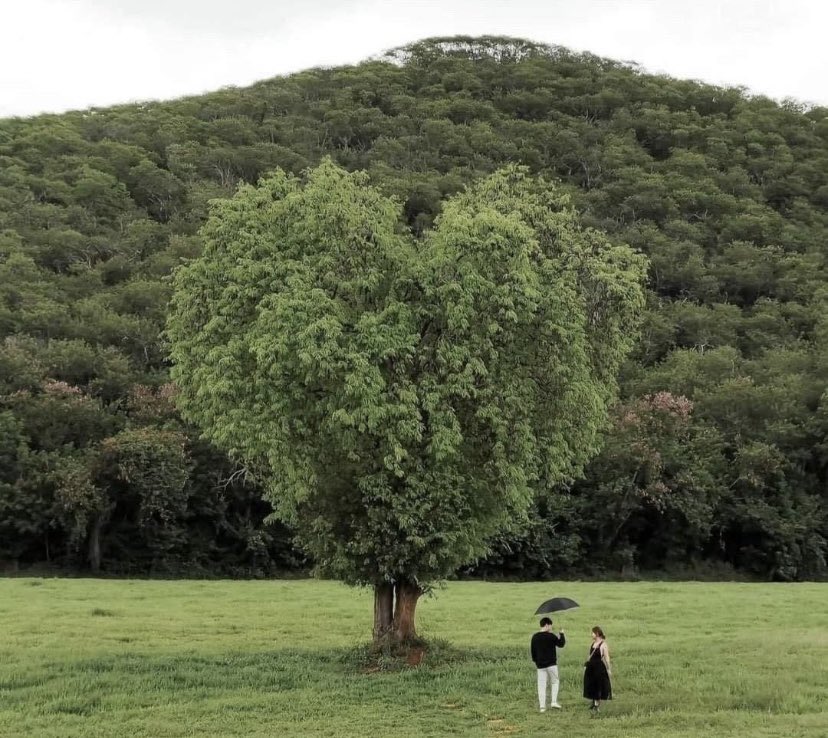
[601,642,612,676]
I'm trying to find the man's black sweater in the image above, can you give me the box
[530,631,566,668]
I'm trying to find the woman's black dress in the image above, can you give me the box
[583,642,612,701]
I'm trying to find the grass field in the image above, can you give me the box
[0,579,826,737]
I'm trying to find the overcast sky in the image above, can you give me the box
[2,0,826,118]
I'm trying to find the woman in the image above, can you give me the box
[583,626,612,712]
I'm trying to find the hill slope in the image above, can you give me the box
[1,36,827,579]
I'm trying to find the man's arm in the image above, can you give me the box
[530,635,537,665]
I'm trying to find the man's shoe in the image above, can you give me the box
[550,703,562,709]
[540,707,546,713]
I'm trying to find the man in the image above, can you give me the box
[530,617,566,712]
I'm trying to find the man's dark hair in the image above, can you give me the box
[539,617,552,627]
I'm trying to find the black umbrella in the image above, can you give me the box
[534,597,579,615]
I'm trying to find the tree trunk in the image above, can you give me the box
[373,582,394,642]
[88,517,102,573]
[392,577,422,642]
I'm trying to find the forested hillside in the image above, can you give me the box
[1,36,827,580]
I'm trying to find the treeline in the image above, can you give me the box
[1,36,827,580]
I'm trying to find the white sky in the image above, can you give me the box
[2,0,827,118]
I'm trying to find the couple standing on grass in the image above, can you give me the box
[530,618,612,714]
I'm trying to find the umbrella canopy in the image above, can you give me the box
[534,597,579,615]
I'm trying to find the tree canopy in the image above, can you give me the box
[167,160,646,639]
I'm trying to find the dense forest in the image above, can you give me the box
[1,36,827,580]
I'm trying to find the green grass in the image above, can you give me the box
[1,579,826,737]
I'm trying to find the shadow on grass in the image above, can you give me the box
[341,637,473,673]
[0,645,510,721]
[2,646,819,719]
[3,643,507,695]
